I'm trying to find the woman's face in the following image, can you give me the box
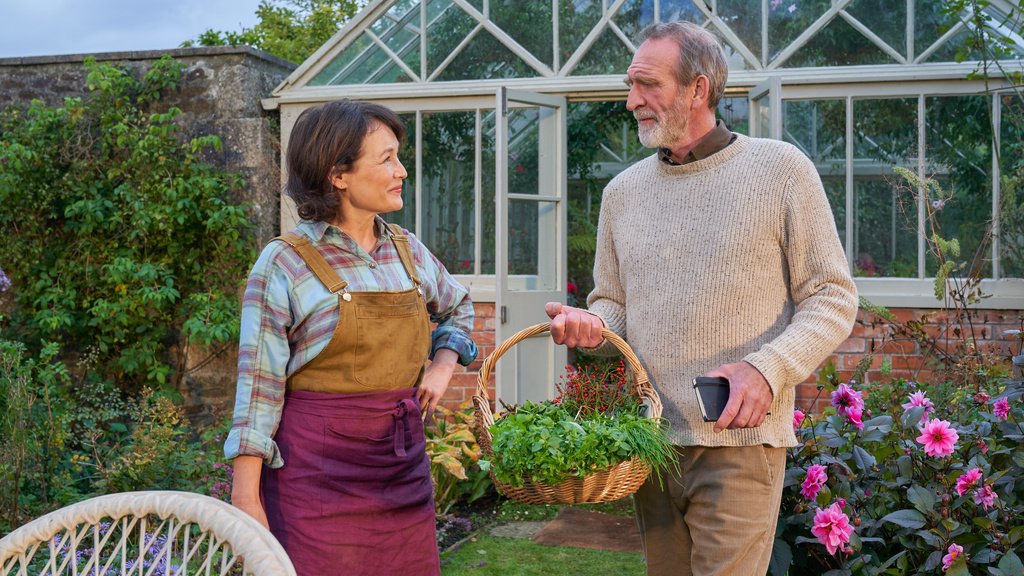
[332,123,408,222]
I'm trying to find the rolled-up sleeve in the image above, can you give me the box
[223,245,292,468]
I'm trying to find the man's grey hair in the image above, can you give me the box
[640,21,728,110]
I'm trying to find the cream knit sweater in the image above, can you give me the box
[587,134,858,448]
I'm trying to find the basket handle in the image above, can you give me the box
[472,322,663,425]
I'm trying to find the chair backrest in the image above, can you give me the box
[0,490,296,576]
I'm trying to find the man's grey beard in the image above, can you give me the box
[635,105,687,149]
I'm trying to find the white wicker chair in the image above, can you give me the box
[0,491,295,576]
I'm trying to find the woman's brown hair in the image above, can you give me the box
[285,100,406,223]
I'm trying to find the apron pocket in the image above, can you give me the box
[352,301,428,390]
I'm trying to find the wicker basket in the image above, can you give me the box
[472,322,664,505]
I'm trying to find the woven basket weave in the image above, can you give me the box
[472,322,663,505]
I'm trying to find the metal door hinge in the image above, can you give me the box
[500,305,507,324]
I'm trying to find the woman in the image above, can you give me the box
[224,100,477,576]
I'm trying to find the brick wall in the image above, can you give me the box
[443,306,1024,417]
[793,308,1023,414]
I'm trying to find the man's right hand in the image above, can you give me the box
[545,302,605,348]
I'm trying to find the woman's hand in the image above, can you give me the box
[231,455,270,530]
[418,349,458,417]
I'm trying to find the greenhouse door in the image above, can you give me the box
[494,87,568,405]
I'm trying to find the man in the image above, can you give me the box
[546,21,858,575]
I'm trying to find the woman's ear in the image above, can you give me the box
[331,172,347,192]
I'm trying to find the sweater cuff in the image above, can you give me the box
[743,347,791,400]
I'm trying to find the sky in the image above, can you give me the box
[0,0,265,58]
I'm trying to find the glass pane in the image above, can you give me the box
[491,1,553,68]
[370,0,422,79]
[852,98,919,277]
[767,0,831,63]
[421,111,476,274]
[508,199,558,290]
[388,113,418,232]
[718,96,749,136]
[922,27,986,64]
[1000,93,1024,277]
[784,99,846,246]
[560,0,602,67]
[426,0,476,78]
[309,33,376,85]
[753,94,771,138]
[785,15,897,67]
[718,0,762,64]
[572,27,634,75]
[436,30,537,80]
[508,107,540,195]
[662,0,707,26]
[614,0,656,44]
[482,109,497,275]
[846,0,905,56]
[914,2,955,61]
[567,101,639,297]
[925,95,993,277]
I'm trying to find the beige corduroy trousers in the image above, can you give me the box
[634,444,787,576]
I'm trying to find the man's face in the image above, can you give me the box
[625,37,692,149]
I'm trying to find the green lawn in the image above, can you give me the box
[440,533,645,575]
[440,498,644,575]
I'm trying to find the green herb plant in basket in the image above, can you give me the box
[473,323,676,505]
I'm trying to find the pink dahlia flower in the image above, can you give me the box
[916,419,959,457]
[941,543,964,572]
[831,383,864,418]
[993,397,1011,420]
[811,502,854,555]
[793,409,805,429]
[973,484,997,510]
[955,468,982,496]
[801,464,828,501]
[902,391,935,422]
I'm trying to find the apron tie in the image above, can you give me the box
[392,398,417,457]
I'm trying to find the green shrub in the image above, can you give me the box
[0,55,255,393]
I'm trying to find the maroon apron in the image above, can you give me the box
[261,225,439,576]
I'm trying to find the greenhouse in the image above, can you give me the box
[264,0,1024,401]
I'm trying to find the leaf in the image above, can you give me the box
[880,509,926,529]
[915,530,943,548]
[768,539,792,576]
[852,445,876,472]
[944,558,969,576]
[907,485,936,515]
[999,550,1024,574]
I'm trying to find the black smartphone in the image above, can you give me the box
[693,376,730,422]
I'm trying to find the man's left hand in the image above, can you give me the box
[707,361,774,432]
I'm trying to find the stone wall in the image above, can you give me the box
[0,46,295,424]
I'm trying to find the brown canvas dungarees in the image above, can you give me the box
[260,224,440,576]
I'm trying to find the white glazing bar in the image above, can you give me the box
[846,96,855,271]
[918,94,926,279]
[609,20,637,53]
[552,0,560,72]
[838,10,907,64]
[993,92,1002,279]
[475,108,483,275]
[654,0,660,24]
[762,0,768,68]
[416,109,423,234]
[421,0,427,81]
[907,0,914,61]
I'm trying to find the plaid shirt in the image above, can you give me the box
[224,218,477,467]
